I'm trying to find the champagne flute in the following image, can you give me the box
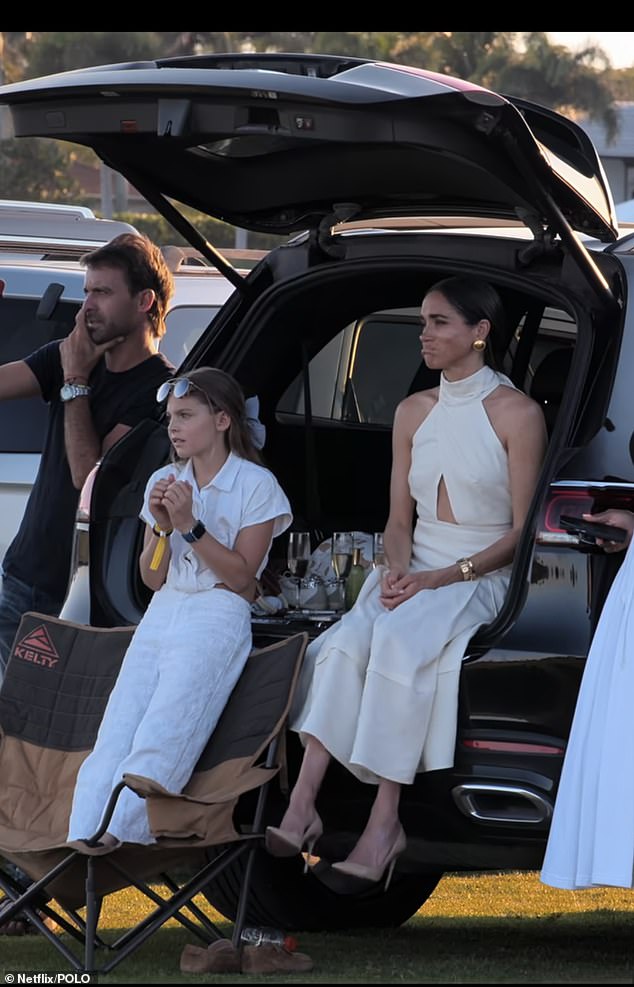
[331,531,353,581]
[287,531,311,610]
[373,532,386,569]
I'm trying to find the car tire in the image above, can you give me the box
[203,846,442,931]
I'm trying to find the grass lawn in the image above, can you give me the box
[1,871,634,983]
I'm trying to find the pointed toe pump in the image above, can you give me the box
[331,827,406,891]
[265,813,323,871]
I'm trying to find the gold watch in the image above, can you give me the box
[456,557,475,581]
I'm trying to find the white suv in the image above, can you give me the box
[0,201,246,562]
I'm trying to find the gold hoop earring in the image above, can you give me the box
[473,339,486,352]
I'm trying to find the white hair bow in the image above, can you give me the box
[245,395,266,450]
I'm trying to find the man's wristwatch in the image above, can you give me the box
[182,520,207,543]
[60,382,92,402]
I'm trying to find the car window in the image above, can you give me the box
[343,316,423,424]
[277,303,580,436]
[161,305,220,368]
[277,313,424,426]
[0,295,78,452]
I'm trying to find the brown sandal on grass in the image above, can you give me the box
[0,912,40,935]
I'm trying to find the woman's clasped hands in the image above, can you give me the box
[379,565,455,610]
[149,474,195,533]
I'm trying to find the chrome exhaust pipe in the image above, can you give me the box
[452,783,552,825]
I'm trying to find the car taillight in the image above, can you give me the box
[463,739,564,755]
[65,461,100,597]
[60,462,100,624]
[77,460,100,521]
[538,490,594,544]
[537,483,634,546]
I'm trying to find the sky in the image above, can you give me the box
[548,32,634,69]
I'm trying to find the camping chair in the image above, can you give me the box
[0,611,308,973]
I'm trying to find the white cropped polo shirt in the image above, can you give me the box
[140,452,292,592]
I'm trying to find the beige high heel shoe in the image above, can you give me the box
[331,827,406,891]
[265,813,323,872]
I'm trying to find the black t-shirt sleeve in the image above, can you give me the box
[24,340,63,402]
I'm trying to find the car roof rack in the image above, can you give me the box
[0,200,138,256]
[0,200,97,219]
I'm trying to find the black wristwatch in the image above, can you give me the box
[182,520,207,543]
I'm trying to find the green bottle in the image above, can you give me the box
[345,548,366,610]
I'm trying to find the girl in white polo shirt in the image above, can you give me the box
[67,367,292,849]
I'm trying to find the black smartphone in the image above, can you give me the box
[559,514,628,544]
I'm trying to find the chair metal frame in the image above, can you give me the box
[0,620,307,973]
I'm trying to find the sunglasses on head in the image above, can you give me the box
[157,377,208,403]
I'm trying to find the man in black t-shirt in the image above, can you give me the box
[0,233,174,682]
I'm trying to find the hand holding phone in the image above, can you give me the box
[560,514,628,545]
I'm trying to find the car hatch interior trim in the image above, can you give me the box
[0,57,617,246]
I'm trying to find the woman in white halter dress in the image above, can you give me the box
[293,364,515,784]
[267,277,547,885]
[541,509,634,889]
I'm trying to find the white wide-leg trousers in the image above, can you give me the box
[68,586,251,844]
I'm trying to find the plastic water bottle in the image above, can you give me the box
[240,926,298,951]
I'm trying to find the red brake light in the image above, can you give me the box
[538,487,634,546]
[463,739,564,754]
[543,492,593,533]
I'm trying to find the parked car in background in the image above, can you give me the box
[2,52,634,932]
[616,198,634,222]
[0,199,138,259]
[0,199,251,562]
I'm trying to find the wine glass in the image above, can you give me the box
[373,532,386,569]
[331,531,353,581]
[287,531,311,610]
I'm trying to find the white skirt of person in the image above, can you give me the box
[291,564,510,784]
[541,539,634,889]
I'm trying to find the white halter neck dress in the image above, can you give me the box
[292,365,515,783]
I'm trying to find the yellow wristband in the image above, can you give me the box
[149,524,172,571]
[152,523,173,537]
